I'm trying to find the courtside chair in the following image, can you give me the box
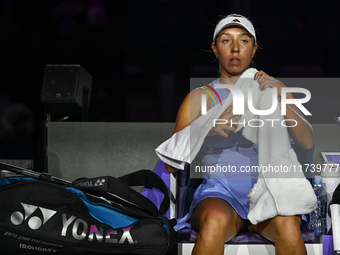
[141,144,320,255]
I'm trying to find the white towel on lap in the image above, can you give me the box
[155,68,317,224]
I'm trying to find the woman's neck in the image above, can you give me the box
[218,76,239,85]
[219,69,245,85]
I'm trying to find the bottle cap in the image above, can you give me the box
[314,175,322,184]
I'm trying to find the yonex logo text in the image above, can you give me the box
[76,178,106,188]
[61,214,136,244]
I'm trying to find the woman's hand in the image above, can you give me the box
[255,70,314,149]
[210,106,241,138]
[254,70,285,97]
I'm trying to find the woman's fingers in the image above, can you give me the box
[220,107,241,119]
[254,70,267,80]
[259,79,277,90]
[255,70,274,85]
[212,124,237,138]
[255,70,285,92]
[211,118,238,137]
[213,128,230,138]
[254,70,272,78]
[210,105,242,137]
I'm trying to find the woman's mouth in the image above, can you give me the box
[230,58,241,65]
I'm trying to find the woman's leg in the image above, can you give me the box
[252,215,307,255]
[190,197,246,255]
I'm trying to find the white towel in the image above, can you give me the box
[244,85,317,224]
[155,68,256,169]
[155,68,317,224]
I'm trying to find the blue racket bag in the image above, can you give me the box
[0,163,176,255]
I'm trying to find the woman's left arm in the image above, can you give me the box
[255,70,314,149]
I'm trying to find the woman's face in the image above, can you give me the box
[212,26,258,79]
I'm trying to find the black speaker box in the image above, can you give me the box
[41,65,92,114]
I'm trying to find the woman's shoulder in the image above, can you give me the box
[180,84,214,112]
[188,83,215,99]
[172,84,214,134]
[189,86,208,97]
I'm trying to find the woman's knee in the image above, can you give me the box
[200,206,231,230]
[275,215,302,236]
[191,198,244,238]
[259,215,303,243]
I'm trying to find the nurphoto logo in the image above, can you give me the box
[201,84,311,116]
[199,84,311,128]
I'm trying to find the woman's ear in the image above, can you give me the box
[252,43,258,58]
[211,42,218,58]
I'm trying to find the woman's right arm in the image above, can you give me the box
[164,89,207,173]
[164,87,239,173]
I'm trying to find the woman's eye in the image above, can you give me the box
[222,39,230,43]
[241,39,248,43]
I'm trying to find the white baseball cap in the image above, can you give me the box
[213,16,257,43]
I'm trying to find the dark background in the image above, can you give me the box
[0,0,339,171]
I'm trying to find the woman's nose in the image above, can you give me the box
[231,42,240,52]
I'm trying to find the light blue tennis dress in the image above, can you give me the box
[174,79,259,231]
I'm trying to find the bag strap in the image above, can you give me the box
[73,170,170,216]
[119,169,170,215]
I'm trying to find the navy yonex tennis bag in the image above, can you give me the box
[0,162,175,255]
